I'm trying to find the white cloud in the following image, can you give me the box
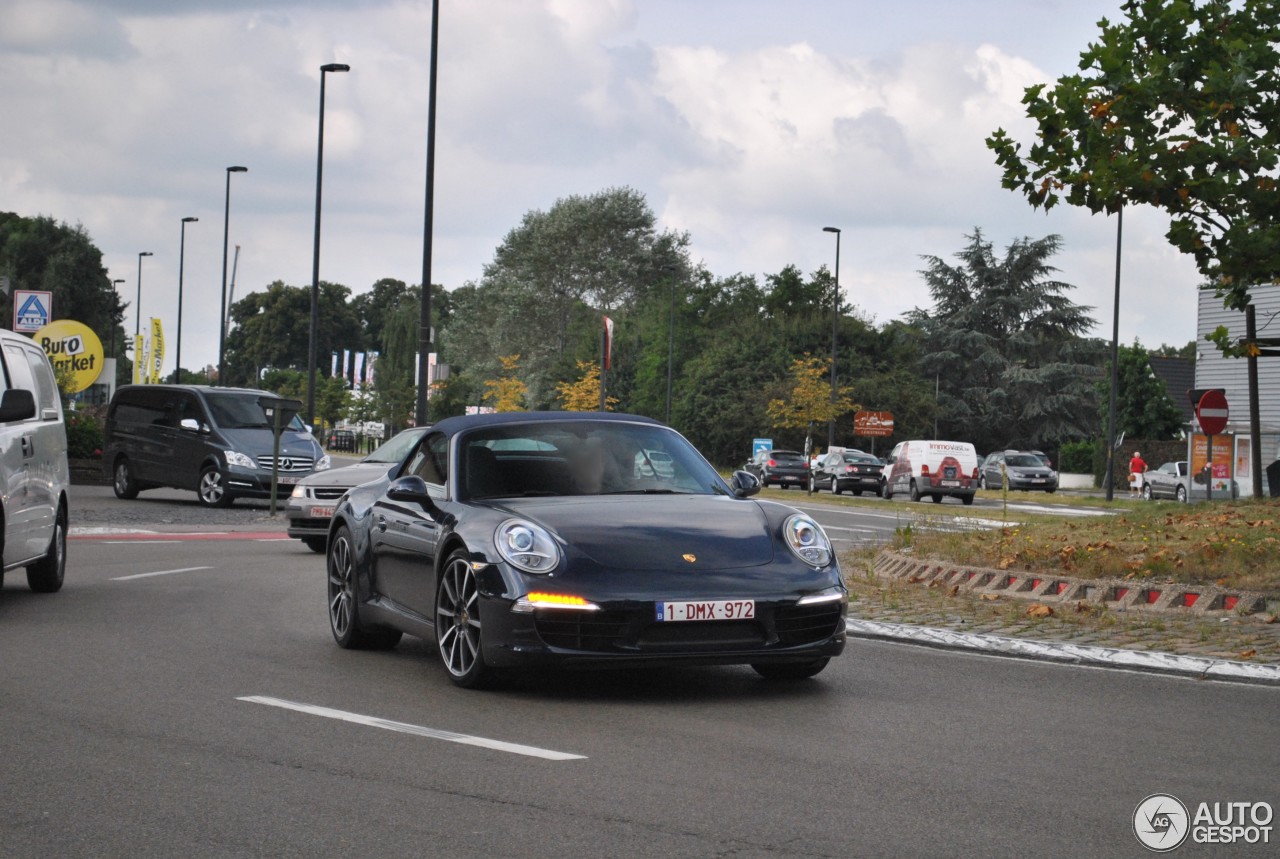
[0,0,1205,378]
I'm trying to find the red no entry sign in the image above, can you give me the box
[1196,389,1229,435]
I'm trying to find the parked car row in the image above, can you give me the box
[979,450,1058,493]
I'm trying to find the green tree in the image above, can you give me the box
[907,230,1104,453]
[445,188,692,407]
[223,280,362,386]
[1103,342,1185,440]
[766,354,859,459]
[0,212,127,370]
[986,0,1280,316]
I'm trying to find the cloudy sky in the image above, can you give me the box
[2,0,1205,374]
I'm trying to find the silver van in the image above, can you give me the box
[102,384,330,508]
[0,328,69,592]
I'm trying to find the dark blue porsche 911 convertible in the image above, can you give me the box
[326,412,847,688]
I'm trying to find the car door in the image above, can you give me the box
[0,343,35,566]
[0,341,61,562]
[370,431,448,618]
[169,391,210,490]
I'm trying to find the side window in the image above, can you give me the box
[113,389,167,426]
[176,394,204,428]
[2,343,38,410]
[22,344,58,414]
[158,390,187,429]
[405,432,449,493]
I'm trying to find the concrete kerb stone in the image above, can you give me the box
[846,619,1280,686]
[873,550,1269,616]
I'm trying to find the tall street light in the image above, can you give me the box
[175,216,198,382]
[307,62,350,428]
[822,226,841,449]
[415,0,440,428]
[110,279,125,358]
[135,251,153,338]
[220,165,248,386]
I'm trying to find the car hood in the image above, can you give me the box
[495,494,777,571]
[301,461,396,488]
[222,428,320,460]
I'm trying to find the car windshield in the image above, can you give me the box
[205,392,306,431]
[1006,454,1041,467]
[459,420,723,499]
[364,428,428,464]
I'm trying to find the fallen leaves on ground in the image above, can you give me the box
[1027,604,1054,618]
[1237,649,1258,660]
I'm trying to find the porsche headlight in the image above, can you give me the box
[783,513,832,567]
[495,518,560,574]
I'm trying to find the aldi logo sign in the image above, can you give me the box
[14,290,53,332]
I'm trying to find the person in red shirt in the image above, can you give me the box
[1129,451,1148,497]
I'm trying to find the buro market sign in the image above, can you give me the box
[35,319,104,394]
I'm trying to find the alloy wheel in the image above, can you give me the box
[437,555,482,680]
[328,532,354,640]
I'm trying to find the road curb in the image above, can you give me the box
[846,618,1280,687]
[875,551,1270,615]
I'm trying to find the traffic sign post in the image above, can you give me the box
[1193,390,1229,502]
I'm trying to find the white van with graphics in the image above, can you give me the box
[880,439,978,505]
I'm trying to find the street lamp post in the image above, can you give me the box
[220,166,248,386]
[135,251,153,338]
[822,226,841,449]
[175,216,198,383]
[110,279,125,357]
[307,62,350,428]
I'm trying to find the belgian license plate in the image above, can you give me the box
[311,506,334,518]
[784,475,800,481]
[277,475,298,485]
[657,600,755,622]
[941,480,960,487]
[1033,478,1046,483]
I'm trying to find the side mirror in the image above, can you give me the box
[730,469,760,499]
[0,389,36,423]
[387,475,437,510]
[179,418,204,433]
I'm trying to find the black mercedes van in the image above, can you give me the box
[102,384,330,507]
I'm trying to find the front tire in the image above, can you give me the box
[881,480,893,500]
[1176,485,1187,503]
[1142,484,1152,501]
[436,550,493,688]
[303,536,327,553]
[327,526,402,650]
[752,658,830,680]
[198,466,233,508]
[26,506,67,593]
[113,457,140,500]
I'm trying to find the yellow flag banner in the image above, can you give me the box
[149,317,165,384]
[134,334,148,384]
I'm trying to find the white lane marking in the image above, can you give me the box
[238,696,587,761]
[112,566,214,581]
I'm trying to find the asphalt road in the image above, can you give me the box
[0,487,1274,858]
